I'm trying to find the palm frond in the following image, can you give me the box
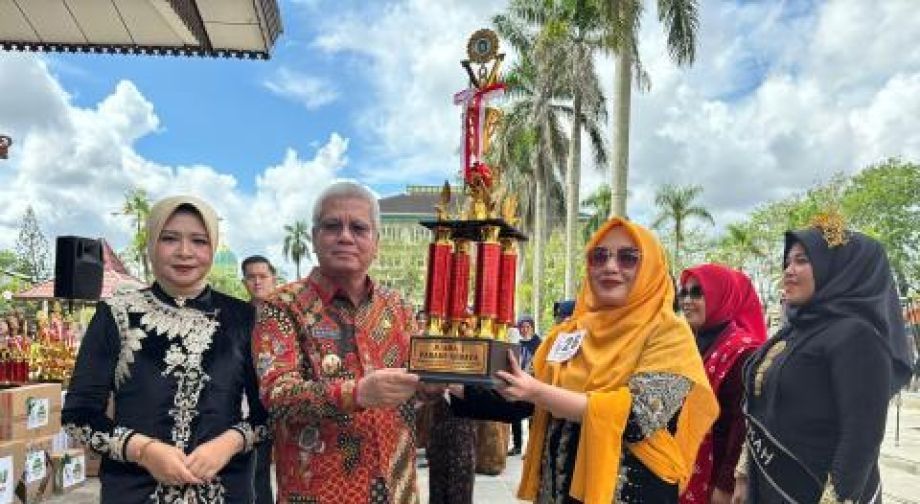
[657,0,699,65]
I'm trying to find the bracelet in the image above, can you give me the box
[135,438,158,464]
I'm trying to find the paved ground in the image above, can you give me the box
[49,394,920,503]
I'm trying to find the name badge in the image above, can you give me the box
[547,330,585,363]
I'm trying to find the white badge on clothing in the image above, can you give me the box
[546,329,586,363]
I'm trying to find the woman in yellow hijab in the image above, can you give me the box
[450,217,719,503]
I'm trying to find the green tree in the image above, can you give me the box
[492,15,573,332]
[118,188,152,282]
[518,228,581,330]
[706,222,773,309]
[501,0,609,299]
[652,184,714,273]
[711,223,766,269]
[0,249,30,311]
[581,184,611,241]
[15,206,51,282]
[283,220,311,279]
[207,267,248,300]
[843,158,920,293]
[603,0,700,218]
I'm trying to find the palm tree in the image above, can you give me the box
[491,15,571,331]
[581,184,611,242]
[720,223,765,267]
[499,0,609,299]
[603,0,700,217]
[652,184,713,272]
[120,189,151,281]
[283,220,311,279]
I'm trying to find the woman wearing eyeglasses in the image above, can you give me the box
[677,265,767,504]
[732,226,914,503]
[449,217,718,503]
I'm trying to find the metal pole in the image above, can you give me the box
[895,391,901,447]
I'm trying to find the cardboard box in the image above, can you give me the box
[0,440,25,504]
[83,450,101,479]
[21,435,53,503]
[62,429,100,478]
[50,449,85,495]
[0,384,63,441]
[60,393,111,478]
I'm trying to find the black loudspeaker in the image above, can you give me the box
[54,236,104,300]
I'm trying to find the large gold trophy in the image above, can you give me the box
[408,29,525,386]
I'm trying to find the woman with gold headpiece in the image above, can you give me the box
[449,217,719,503]
[733,225,914,503]
[63,196,268,503]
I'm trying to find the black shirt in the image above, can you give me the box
[62,284,268,503]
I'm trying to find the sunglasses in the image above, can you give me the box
[586,246,641,269]
[677,285,704,299]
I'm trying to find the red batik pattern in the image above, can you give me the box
[253,269,419,504]
[682,324,761,503]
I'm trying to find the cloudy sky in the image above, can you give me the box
[0,0,918,278]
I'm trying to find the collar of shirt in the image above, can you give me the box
[308,268,375,308]
[151,281,214,311]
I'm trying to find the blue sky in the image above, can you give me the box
[47,2,365,194]
[0,0,918,278]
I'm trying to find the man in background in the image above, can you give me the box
[243,255,278,304]
[241,255,277,504]
[508,315,541,456]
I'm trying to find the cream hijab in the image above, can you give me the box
[146,195,220,293]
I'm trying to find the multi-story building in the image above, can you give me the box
[372,185,462,308]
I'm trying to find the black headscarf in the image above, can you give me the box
[784,228,914,395]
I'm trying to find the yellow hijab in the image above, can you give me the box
[518,217,718,503]
[146,195,220,292]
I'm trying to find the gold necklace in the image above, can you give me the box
[754,340,787,396]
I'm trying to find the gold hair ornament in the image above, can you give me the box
[809,210,849,248]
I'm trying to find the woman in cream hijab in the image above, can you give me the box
[450,217,719,503]
[63,195,269,503]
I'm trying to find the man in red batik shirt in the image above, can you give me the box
[253,181,423,504]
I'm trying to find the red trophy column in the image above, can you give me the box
[447,240,472,336]
[474,226,501,338]
[423,227,453,335]
[495,238,517,341]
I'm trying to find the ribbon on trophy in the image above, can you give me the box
[453,82,506,188]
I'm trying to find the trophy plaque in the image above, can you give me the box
[408,29,526,387]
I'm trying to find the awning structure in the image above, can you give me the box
[0,0,282,59]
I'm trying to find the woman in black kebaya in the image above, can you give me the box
[735,224,914,503]
[63,196,268,503]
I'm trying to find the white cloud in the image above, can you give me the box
[591,0,920,228]
[2,0,919,277]
[263,67,339,110]
[0,54,347,279]
[312,0,506,183]
[309,0,920,233]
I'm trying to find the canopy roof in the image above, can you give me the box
[0,0,282,59]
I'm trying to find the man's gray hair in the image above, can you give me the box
[311,180,381,232]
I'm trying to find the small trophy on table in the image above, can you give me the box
[408,29,526,386]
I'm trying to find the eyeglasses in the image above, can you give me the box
[677,285,704,299]
[318,219,373,238]
[586,246,641,270]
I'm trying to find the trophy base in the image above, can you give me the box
[408,336,521,387]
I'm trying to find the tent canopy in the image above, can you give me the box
[0,0,282,59]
